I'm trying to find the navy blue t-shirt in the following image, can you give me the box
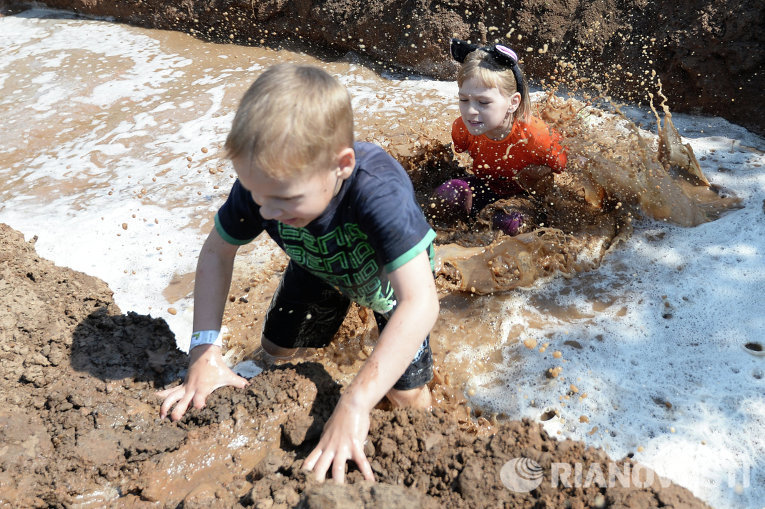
[214,142,436,313]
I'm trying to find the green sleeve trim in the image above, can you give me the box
[384,229,437,273]
[214,213,254,246]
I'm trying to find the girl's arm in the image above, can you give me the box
[535,118,568,171]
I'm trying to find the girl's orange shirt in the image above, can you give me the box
[451,116,567,195]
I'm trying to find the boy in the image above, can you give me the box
[157,64,439,484]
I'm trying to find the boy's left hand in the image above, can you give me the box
[302,396,375,484]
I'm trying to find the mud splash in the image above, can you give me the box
[414,90,742,295]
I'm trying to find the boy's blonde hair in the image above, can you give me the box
[225,63,354,178]
[457,49,531,124]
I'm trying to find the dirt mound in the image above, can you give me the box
[0,222,712,507]
[1,0,761,134]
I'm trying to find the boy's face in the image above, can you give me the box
[458,76,520,140]
[232,148,355,228]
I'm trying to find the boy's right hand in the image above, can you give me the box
[157,344,248,421]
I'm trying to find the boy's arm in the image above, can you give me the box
[157,228,248,421]
[302,249,439,483]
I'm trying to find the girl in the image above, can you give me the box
[433,39,567,236]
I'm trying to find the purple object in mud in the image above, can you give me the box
[492,211,525,236]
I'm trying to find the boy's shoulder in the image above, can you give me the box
[340,142,423,220]
[350,142,411,189]
[353,142,403,173]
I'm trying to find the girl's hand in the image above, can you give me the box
[302,396,375,484]
[156,344,248,421]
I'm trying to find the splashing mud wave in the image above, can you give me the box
[421,92,741,295]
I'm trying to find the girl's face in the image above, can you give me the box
[458,76,520,140]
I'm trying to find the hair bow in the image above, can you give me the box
[450,38,524,97]
[450,38,519,67]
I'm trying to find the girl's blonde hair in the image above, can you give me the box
[457,49,531,124]
[225,63,354,178]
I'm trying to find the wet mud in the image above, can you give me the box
[1,0,761,135]
[0,224,713,508]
